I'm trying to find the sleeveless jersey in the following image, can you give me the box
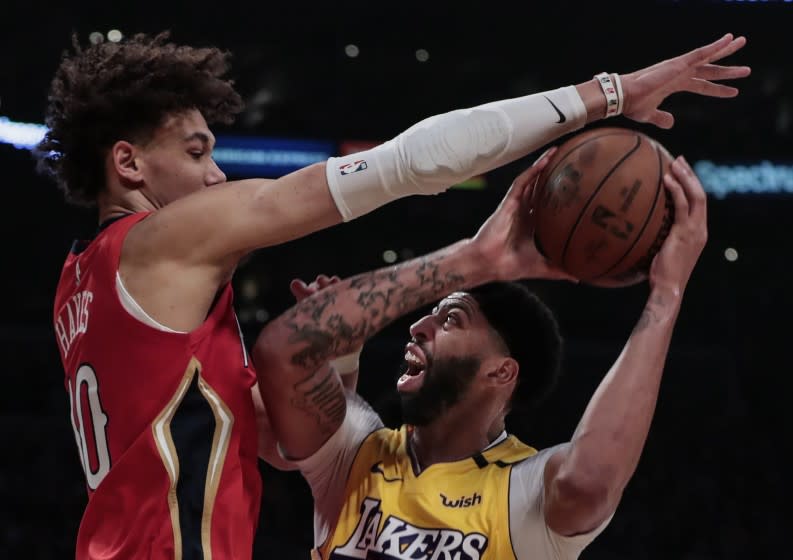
[316,425,537,560]
[53,213,261,559]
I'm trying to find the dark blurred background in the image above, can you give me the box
[1,0,791,558]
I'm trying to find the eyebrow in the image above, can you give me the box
[436,300,474,321]
[184,132,215,149]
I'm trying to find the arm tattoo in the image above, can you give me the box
[284,251,466,371]
[633,292,667,334]
[290,367,346,435]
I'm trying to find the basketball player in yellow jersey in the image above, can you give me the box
[254,135,713,559]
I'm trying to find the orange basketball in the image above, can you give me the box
[533,127,674,287]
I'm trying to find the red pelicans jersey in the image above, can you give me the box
[53,213,261,559]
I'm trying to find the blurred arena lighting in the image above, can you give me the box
[1,115,791,197]
[382,250,398,264]
[415,49,430,62]
[344,44,360,58]
[107,29,123,43]
[89,31,104,45]
[693,160,793,198]
[240,277,259,301]
[0,117,46,149]
[399,248,415,261]
[212,135,334,177]
[724,248,739,262]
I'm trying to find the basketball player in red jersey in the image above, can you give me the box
[40,30,748,559]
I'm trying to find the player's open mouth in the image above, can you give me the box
[397,343,427,391]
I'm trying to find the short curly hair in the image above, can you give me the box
[35,32,244,206]
[468,282,563,412]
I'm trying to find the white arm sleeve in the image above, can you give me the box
[291,391,384,547]
[327,85,587,221]
[510,444,614,560]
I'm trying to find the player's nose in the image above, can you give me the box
[409,314,435,343]
[206,158,227,186]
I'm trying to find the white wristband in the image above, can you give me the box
[326,86,587,221]
[593,72,623,118]
[330,349,362,375]
[614,73,624,116]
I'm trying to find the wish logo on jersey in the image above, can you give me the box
[330,498,489,560]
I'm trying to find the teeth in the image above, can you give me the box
[404,350,423,367]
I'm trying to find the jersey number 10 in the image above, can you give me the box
[68,364,111,490]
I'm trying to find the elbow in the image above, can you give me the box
[546,469,622,536]
[251,328,292,383]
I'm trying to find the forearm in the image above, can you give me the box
[562,288,681,495]
[254,239,491,374]
[327,78,610,221]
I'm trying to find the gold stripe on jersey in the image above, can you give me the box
[196,376,234,560]
[151,357,201,560]
[318,426,537,560]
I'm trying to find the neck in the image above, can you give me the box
[409,402,505,472]
[97,186,160,225]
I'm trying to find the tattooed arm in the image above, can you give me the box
[251,151,570,461]
[542,156,709,537]
[253,240,494,460]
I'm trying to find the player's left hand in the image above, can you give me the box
[621,33,751,129]
[649,156,708,294]
[472,148,577,283]
[289,274,341,302]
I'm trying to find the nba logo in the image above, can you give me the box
[339,160,368,176]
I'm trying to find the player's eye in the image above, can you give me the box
[443,313,460,327]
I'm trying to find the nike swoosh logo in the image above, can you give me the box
[543,96,567,124]
[370,462,402,482]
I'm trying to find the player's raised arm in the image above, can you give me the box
[118,34,750,281]
[288,275,363,391]
[541,157,708,536]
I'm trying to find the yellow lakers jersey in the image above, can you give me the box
[315,425,537,560]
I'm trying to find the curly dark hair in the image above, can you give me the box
[468,281,563,412]
[35,32,244,206]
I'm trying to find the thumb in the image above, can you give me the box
[507,147,558,206]
[289,279,311,300]
[648,110,675,130]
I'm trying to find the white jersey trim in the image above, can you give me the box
[115,272,186,334]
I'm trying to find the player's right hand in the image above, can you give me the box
[649,156,708,295]
[471,147,577,283]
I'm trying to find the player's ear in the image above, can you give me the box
[110,141,144,187]
[487,357,518,388]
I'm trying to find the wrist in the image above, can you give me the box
[455,238,503,285]
[576,79,608,124]
[647,284,683,320]
[576,73,624,124]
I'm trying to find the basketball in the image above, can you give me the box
[533,127,675,287]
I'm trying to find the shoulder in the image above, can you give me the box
[509,443,569,491]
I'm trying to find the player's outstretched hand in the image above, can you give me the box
[621,33,751,129]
